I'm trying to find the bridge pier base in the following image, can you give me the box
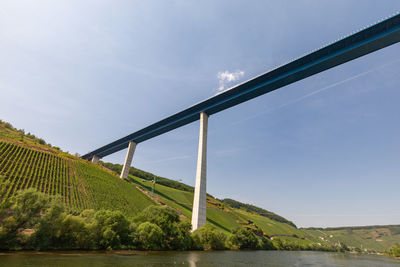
[92,155,100,164]
[191,112,208,231]
[120,141,137,179]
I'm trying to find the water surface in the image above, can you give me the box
[0,250,399,267]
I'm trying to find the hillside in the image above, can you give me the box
[303,225,400,252]
[219,198,296,228]
[101,162,298,231]
[0,120,63,154]
[0,140,154,217]
[1,120,399,252]
[127,176,340,250]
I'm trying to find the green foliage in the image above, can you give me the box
[29,197,66,249]
[0,189,51,249]
[135,222,163,250]
[387,243,400,257]
[192,224,227,250]
[272,237,344,252]
[10,188,51,229]
[0,188,194,251]
[59,215,92,249]
[169,221,193,250]
[227,228,261,249]
[37,139,46,145]
[91,210,131,249]
[220,198,296,228]
[138,205,180,236]
[134,205,192,250]
[258,235,276,250]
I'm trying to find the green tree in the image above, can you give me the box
[228,228,259,249]
[29,197,66,249]
[92,210,131,249]
[59,215,92,249]
[388,243,400,257]
[135,205,192,250]
[10,188,51,229]
[0,188,51,249]
[139,205,180,237]
[192,224,226,250]
[136,222,163,250]
[169,221,192,250]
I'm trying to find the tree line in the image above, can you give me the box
[0,182,348,252]
[0,184,276,251]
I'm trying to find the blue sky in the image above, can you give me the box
[1,0,400,227]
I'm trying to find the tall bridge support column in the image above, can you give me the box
[120,141,137,179]
[191,112,208,231]
[92,155,100,164]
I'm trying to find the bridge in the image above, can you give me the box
[82,13,400,231]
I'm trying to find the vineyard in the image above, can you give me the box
[0,141,154,217]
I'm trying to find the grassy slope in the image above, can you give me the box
[130,176,244,234]
[130,175,315,245]
[234,209,305,237]
[130,176,400,251]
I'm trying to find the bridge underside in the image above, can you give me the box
[82,13,400,231]
[82,14,400,161]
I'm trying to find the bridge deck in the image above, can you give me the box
[82,13,400,160]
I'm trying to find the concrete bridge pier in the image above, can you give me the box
[120,141,137,179]
[191,112,208,231]
[92,155,100,164]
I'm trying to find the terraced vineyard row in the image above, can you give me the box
[0,141,154,216]
[0,141,91,213]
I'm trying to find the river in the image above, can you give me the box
[0,250,399,266]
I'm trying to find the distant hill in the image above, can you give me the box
[303,225,400,252]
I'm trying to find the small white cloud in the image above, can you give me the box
[217,70,244,91]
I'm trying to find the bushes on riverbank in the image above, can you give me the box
[0,187,345,252]
[0,187,274,251]
[272,237,348,252]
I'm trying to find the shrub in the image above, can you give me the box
[135,205,192,250]
[0,188,52,250]
[139,206,180,236]
[136,222,163,250]
[37,138,46,145]
[29,197,66,249]
[192,224,227,250]
[169,221,193,250]
[92,210,131,249]
[59,215,92,249]
[388,243,400,257]
[228,228,259,249]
